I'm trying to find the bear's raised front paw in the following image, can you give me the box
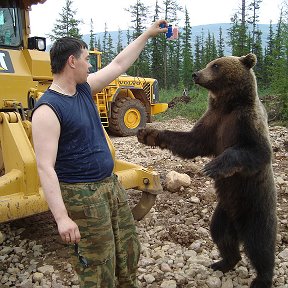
[137,128,159,147]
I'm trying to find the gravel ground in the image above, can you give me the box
[0,117,287,288]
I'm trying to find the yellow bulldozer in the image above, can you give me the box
[89,50,168,136]
[0,0,163,224]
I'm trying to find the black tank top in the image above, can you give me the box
[32,82,114,183]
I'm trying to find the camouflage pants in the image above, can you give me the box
[60,174,140,288]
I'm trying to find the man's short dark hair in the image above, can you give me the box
[50,37,88,74]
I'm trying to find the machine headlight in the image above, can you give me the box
[28,37,46,51]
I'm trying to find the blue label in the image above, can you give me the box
[166,25,173,38]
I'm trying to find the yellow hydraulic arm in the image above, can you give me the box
[0,112,162,222]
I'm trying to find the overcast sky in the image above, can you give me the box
[29,0,285,37]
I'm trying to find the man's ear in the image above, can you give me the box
[67,55,76,69]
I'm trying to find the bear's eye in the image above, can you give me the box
[212,63,219,69]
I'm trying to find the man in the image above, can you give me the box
[32,20,167,287]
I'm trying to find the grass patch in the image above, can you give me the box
[156,88,208,121]
[156,88,288,127]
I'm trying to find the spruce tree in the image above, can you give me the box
[101,23,109,67]
[193,36,202,71]
[150,0,166,88]
[116,28,124,54]
[125,0,150,76]
[217,27,225,57]
[269,10,288,119]
[89,18,95,50]
[262,21,275,87]
[106,33,115,63]
[49,0,82,41]
[162,0,182,89]
[181,7,193,90]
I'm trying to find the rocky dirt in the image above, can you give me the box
[0,117,288,288]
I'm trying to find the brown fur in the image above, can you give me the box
[137,54,277,288]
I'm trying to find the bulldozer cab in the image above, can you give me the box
[89,50,102,73]
[0,4,21,47]
[0,0,46,50]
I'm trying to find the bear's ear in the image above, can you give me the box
[240,53,257,69]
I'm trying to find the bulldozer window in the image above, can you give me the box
[89,54,98,73]
[0,7,21,47]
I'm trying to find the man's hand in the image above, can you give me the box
[146,19,168,38]
[57,216,81,244]
[137,128,160,147]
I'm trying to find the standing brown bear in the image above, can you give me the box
[137,53,277,288]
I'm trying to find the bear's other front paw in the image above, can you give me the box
[203,160,242,179]
[203,160,221,179]
[137,128,160,147]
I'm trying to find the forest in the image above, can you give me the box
[50,0,288,123]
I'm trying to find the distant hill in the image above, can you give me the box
[83,23,276,55]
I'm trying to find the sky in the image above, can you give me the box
[29,0,285,37]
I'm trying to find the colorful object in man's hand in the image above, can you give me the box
[160,23,178,40]
[166,25,173,38]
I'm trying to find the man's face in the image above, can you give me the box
[75,48,92,83]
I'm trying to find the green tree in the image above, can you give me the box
[217,27,225,57]
[269,9,288,120]
[262,22,274,87]
[203,31,217,64]
[89,18,95,50]
[247,0,263,53]
[253,29,264,82]
[49,0,82,41]
[126,29,132,45]
[126,0,150,76]
[95,37,102,51]
[101,23,109,66]
[150,0,166,88]
[181,7,193,90]
[228,12,250,55]
[116,28,124,54]
[161,0,182,89]
[106,33,115,63]
[193,35,202,71]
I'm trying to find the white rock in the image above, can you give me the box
[37,265,54,275]
[0,246,14,256]
[279,248,288,261]
[206,276,222,288]
[184,250,197,259]
[160,279,177,288]
[32,272,44,282]
[160,262,172,272]
[19,278,33,288]
[139,257,155,267]
[189,240,202,252]
[197,227,209,236]
[190,196,200,203]
[165,171,191,192]
[221,278,234,288]
[143,273,155,284]
[238,266,249,278]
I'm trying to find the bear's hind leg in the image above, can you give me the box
[210,205,241,273]
[244,220,276,288]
